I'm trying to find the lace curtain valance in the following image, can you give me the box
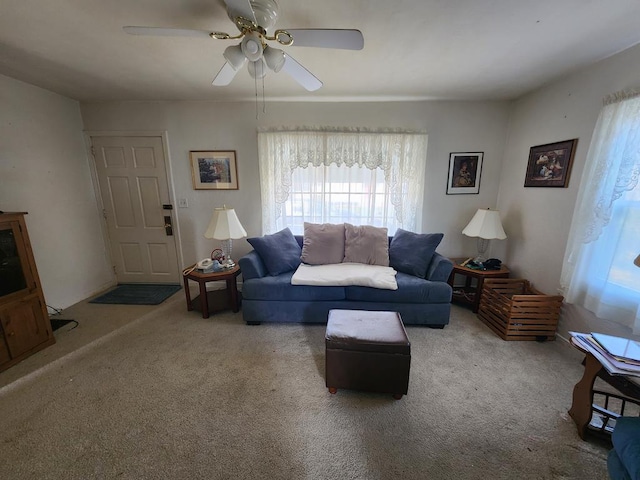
[257,127,428,234]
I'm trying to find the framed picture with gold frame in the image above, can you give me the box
[190,150,238,190]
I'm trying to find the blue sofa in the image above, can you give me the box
[608,417,640,480]
[238,234,454,326]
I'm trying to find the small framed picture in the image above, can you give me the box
[190,151,238,190]
[524,139,577,187]
[446,152,483,195]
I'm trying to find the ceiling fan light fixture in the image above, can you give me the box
[241,33,264,62]
[263,45,285,72]
[223,44,247,70]
[248,58,267,79]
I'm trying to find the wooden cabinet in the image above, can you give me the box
[0,212,54,372]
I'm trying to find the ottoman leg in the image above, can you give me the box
[328,387,337,394]
[393,393,403,400]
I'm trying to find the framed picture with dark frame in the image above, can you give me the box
[446,152,483,195]
[524,139,577,187]
[190,150,238,190]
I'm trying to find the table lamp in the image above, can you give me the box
[462,208,507,263]
[204,205,247,267]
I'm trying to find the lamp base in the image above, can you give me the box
[474,238,490,264]
[221,239,235,267]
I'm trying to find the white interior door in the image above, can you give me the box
[91,135,180,284]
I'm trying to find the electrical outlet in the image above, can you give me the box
[178,198,188,208]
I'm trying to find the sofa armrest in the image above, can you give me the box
[610,417,640,480]
[426,253,453,282]
[238,251,268,280]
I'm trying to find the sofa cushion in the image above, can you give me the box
[344,272,452,304]
[247,227,301,276]
[343,223,389,266]
[242,271,346,301]
[301,222,345,265]
[389,229,444,279]
[611,417,640,480]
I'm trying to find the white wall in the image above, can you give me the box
[7,33,639,311]
[0,75,113,309]
[80,100,511,266]
[495,42,640,295]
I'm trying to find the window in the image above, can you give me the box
[561,91,640,333]
[257,127,427,235]
[284,163,399,234]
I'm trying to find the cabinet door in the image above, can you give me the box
[0,294,51,358]
[0,219,35,299]
[0,333,10,365]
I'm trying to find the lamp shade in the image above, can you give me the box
[263,45,285,72]
[248,58,267,79]
[204,206,247,240]
[635,254,640,268]
[223,44,247,71]
[462,208,507,240]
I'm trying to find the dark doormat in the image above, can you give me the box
[89,284,182,305]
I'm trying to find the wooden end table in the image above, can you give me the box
[183,264,241,319]
[447,258,510,312]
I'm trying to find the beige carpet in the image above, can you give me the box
[0,298,610,479]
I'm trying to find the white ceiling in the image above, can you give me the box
[1,0,640,103]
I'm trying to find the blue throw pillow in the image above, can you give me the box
[247,228,302,276]
[389,229,444,278]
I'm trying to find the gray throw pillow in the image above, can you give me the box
[301,222,345,265]
[343,223,389,266]
[247,227,301,276]
[389,229,444,278]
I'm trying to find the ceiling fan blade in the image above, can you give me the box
[123,26,215,38]
[281,54,322,92]
[212,62,240,86]
[224,0,256,24]
[282,29,364,50]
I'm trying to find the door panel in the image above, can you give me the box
[91,136,180,284]
[139,177,163,227]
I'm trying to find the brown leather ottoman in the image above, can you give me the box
[325,309,411,399]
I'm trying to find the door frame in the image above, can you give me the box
[83,131,185,284]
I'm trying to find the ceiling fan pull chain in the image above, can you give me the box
[262,70,266,114]
[255,67,259,120]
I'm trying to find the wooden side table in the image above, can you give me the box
[447,258,510,312]
[183,264,241,319]
[569,344,640,440]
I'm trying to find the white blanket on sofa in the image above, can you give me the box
[291,263,398,290]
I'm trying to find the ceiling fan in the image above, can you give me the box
[123,0,364,92]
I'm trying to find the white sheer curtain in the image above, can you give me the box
[560,90,640,333]
[257,127,427,234]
